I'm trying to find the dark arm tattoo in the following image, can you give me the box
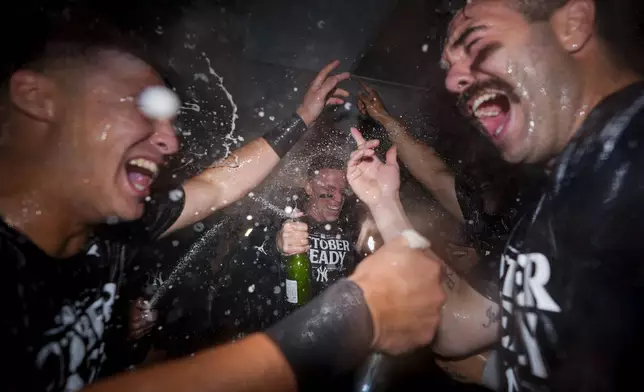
[481,306,500,328]
[441,266,457,291]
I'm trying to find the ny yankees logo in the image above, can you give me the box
[316,266,329,282]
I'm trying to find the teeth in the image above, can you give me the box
[472,93,501,118]
[128,158,159,177]
[134,183,146,191]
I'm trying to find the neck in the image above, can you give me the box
[0,178,91,259]
[563,49,642,150]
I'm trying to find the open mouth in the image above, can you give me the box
[125,158,159,196]
[468,91,511,140]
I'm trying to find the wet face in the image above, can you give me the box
[38,51,179,222]
[306,168,347,222]
[442,0,583,164]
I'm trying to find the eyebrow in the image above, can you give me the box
[450,25,487,50]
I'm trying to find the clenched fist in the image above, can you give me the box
[349,234,445,355]
[277,219,310,256]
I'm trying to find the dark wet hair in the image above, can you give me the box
[0,8,165,89]
[510,0,644,69]
[307,155,346,179]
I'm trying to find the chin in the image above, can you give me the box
[113,201,146,222]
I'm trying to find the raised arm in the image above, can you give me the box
[358,83,464,221]
[164,61,350,235]
[347,128,499,358]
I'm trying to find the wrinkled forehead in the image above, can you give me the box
[311,168,347,188]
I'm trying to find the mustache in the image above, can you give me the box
[456,78,521,117]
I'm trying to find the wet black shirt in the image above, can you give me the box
[498,82,644,391]
[0,188,184,391]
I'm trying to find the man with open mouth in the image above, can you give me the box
[353,0,644,391]
[0,13,448,391]
[275,155,363,299]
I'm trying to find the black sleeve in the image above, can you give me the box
[0,235,41,391]
[549,129,644,391]
[122,185,186,242]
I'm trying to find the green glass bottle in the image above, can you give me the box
[285,251,312,307]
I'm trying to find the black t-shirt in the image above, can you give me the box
[498,82,644,391]
[0,187,184,391]
[303,216,361,296]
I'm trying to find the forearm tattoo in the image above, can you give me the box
[441,265,457,291]
[481,306,500,328]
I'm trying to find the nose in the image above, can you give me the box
[332,189,344,203]
[445,63,475,95]
[150,120,180,155]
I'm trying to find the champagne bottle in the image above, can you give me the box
[284,215,312,307]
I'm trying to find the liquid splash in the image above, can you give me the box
[149,217,230,307]
[247,193,292,219]
[203,53,242,164]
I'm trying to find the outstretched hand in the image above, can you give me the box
[347,127,400,208]
[357,81,390,120]
[296,60,351,126]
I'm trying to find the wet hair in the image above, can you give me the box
[0,8,165,91]
[510,0,644,69]
[307,155,346,179]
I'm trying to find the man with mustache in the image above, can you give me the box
[0,18,446,392]
[352,0,644,390]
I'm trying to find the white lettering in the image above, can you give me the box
[309,249,320,264]
[318,251,328,264]
[523,254,561,312]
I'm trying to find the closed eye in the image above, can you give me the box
[465,38,482,54]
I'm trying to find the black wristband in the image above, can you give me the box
[263,113,308,158]
[266,279,374,389]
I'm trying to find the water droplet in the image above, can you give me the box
[172,240,180,247]
[344,102,352,111]
[292,195,299,201]
[421,43,429,53]
[269,116,275,121]
[258,111,265,118]
[248,284,256,293]
[294,87,299,92]
[246,215,253,220]
[317,20,325,29]
[273,286,281,294]
[285,206,293,214]
[193,222,205,232]
[169,189,184,202]
[225,309,231,316]
[324,224,332,231]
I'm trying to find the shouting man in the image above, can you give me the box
[0,17,411,391]
[351,0,644,390]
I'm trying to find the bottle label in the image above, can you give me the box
[286,279,298,304]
